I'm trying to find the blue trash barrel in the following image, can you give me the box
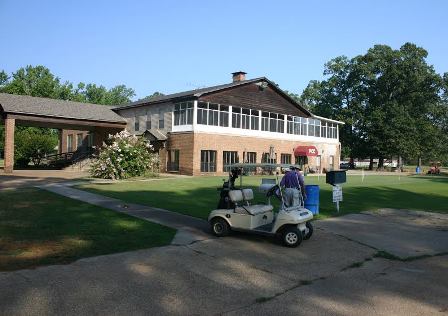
[416,166,421,174]
[304,185,320,215]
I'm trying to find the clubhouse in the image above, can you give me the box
[0,72,343,175]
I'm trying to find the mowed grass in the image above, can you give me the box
[0,188,176,271]
[77,174,448,220]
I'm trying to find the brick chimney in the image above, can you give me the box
[232,71,247,82]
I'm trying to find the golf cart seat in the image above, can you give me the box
[229,189,273,215]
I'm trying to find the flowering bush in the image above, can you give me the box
[90,130,159,180]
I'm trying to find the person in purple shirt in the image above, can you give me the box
[280,166,306,207]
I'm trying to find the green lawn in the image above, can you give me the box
[0,159,3,167]
[77,174,448,220]
[0,188,176,271]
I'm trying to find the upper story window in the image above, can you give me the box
[134,116,140,131]
[269,112,284,133]
[198,102,229,126]
[261,112,269,131]
[174,102,193,126]
[231,107,259,129]
[328,122,337,139]
[158,110,164,129]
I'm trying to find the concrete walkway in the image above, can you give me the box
[38,183,210,245]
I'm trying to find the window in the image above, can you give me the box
[244,151,257,172]
[146,116,151,129]
[244,152,257,164]
[250,110,259,130]
[314,119,321,137]
[134,116,140,131]
[300,117,308,135]
[168,149,180,172]
[321,121,327,138]
[232,107,241,128]
[223,151,239,172]
[208,103,219,126]
[67,134,73,152]
[197,102,228,126]
[159,111,164,129]
[87,133,94,148]
[173,102,193,126]
[280,153,291,165]
[316,155,321,173]
[197,102,208,125]
[200,150,217,172]
[77,133,83,149]
[262,152,276,164]
[308,119,315,136]
[267,112,284,133]
[241,108,250,129]
[328,123,337,139]
[329,155,335,171]
[219,105,229,127]
[261,112,269,131]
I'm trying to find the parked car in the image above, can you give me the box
[340,162,351,170]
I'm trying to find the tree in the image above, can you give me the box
[0,65,136,168]
[140,91,165,101]
[301,43,448,166]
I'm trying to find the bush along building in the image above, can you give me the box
[115,72,343,176]
[0,72,343,175]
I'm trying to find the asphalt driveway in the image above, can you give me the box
[0,209,447,315]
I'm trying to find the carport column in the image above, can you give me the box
[4,117,15,173]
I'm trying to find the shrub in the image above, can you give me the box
[14,128,58,167]
[90,130,159,180]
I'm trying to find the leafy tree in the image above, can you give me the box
[301,43,448,167]
[14,128,58,167]
[0,65,136,168]
[140,91,165,101]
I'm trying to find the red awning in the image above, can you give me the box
[294,146,318,157]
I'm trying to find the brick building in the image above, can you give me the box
[115,72,343,176]
[1,73,343,175]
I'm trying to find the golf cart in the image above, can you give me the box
[209,163,314,247]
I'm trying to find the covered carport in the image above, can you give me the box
[0,93,127,173]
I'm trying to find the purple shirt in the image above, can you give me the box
[280,170,305,189]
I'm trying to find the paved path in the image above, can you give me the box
[0,226,446,315]
[38,183,210,245]
[318,209,448,258]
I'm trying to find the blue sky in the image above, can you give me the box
[1,0,447,100]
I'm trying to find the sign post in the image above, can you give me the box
[332,185,343,212]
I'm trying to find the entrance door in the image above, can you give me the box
[168,149,179,171]
[295,156,307,170]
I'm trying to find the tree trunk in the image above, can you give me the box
[369,157,374,170]
[418,157,422,167]
[378,157,384,170]
[398,155,403,171]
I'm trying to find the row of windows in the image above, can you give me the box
[164,150,334,173]
[134,114,164,131]
[200,151,294,172]
[173,102,338,139]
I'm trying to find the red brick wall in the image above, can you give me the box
[4,117,15,173]
[167,132,340,176]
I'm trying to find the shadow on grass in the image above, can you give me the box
[0,188,176,271]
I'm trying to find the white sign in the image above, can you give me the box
[332,185,343,202]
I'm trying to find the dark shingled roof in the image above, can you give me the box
[0,93,126,124]
[115,77,312,116]
[115,77,264,110]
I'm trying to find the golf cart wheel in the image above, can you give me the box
[281,226,303,248]
[303,222,313,240]
[211,218,230,237]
